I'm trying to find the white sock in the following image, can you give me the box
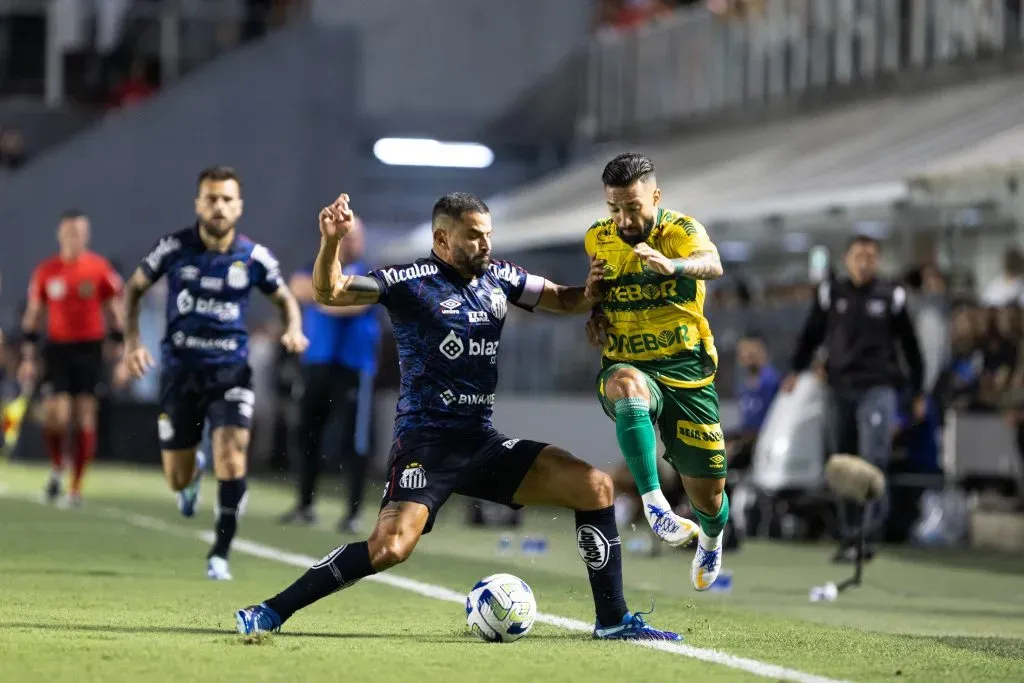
[699,528,723,551]
[640,490,674,517]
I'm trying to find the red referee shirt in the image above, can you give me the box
[28,251,123,343]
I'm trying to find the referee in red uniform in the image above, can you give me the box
[19,210,125,506]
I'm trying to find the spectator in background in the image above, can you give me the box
[108,59,155,109]
[729,334,780,466]
[981,246,1024,306]
[280,218,380,533]
[725,332,780,550]
[592,0,677,34]
[936,305,984,410]
[785,235,925,563]
[0,127,27,170]
[906,264,950,394]
[707,0,765,19]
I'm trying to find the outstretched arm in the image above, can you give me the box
[291,271,370,316]
[533,255,605,315]
[313,193,381,307]
[312,238,381,307]
[535,280,599,315]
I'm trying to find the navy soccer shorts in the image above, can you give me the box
[380,428,547,533]
[157,363,254,450]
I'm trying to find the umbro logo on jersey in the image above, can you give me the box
[179,266,200,281]
[440,298,461,315]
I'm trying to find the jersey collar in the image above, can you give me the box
[193,222,240,253]
[429,250,477,286]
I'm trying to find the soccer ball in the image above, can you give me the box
[465,573,537,643]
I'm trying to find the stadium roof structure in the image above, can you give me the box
[382,73,1024,261]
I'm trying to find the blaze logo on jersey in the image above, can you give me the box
[490,289,508,320]
[439,331,465,360]
[176,290,241,322]
[227,261,249,289]
[400,462,427,490]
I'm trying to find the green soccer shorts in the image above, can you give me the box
[597,362,727,479]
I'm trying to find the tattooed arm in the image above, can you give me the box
[670,249,724,280]
[633,243,724,281]
[312,237,381,307]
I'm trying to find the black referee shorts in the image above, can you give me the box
[43,341,104,396]
[381,428,547,533]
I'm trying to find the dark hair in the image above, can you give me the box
[58,209,88,221]
[431,192,489,226]
[740,331,767,346]
[196,165,242,193]
[846,234,880,252]
[601,152,656,188]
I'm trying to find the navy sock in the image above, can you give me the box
[209,478,246,560]
[575,507,628,628]
[264,541,376,622]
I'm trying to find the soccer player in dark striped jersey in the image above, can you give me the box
[123,166,308,580]
[236,192,682,641]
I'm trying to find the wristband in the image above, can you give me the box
[21,330,39,345]
[108,329,125,343]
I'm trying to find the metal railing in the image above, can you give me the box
[582,0,1024,140]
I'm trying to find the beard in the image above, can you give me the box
[200,216,235,239]
[453,245,490,277]
[616,217,656,246]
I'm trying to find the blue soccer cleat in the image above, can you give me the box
[593,607,681,641]
[235,603,282,635]
[177,450,207,518]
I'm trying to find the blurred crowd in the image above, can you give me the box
[591,0,764,33]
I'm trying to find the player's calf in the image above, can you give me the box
[682,476,728,591]
[602,367,695,547]
[239,501,429,633]
[208,427,249,578]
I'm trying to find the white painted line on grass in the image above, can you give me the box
[5,490,847,683]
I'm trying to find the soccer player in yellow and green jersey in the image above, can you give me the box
[584,152,728,591]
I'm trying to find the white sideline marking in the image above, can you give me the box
[5,490,846,683]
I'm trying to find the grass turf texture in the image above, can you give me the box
[1,461,1022,682]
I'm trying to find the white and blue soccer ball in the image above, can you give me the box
[465,573,537,643]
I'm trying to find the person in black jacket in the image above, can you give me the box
[782,235,925,562]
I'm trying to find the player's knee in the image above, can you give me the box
[579,467,614,510]
[684,477,724,514]
[369,532,416,570]
[605,370,648,403]
[166,469,193,492]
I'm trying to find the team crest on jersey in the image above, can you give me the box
[46,278,67,301]
[157,413,174,442]
[227,261,249,289]
[490,289,507,320]
[399,462,427,490]
[77,280,95,298]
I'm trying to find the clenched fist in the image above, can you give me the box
[319,193,355,240]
